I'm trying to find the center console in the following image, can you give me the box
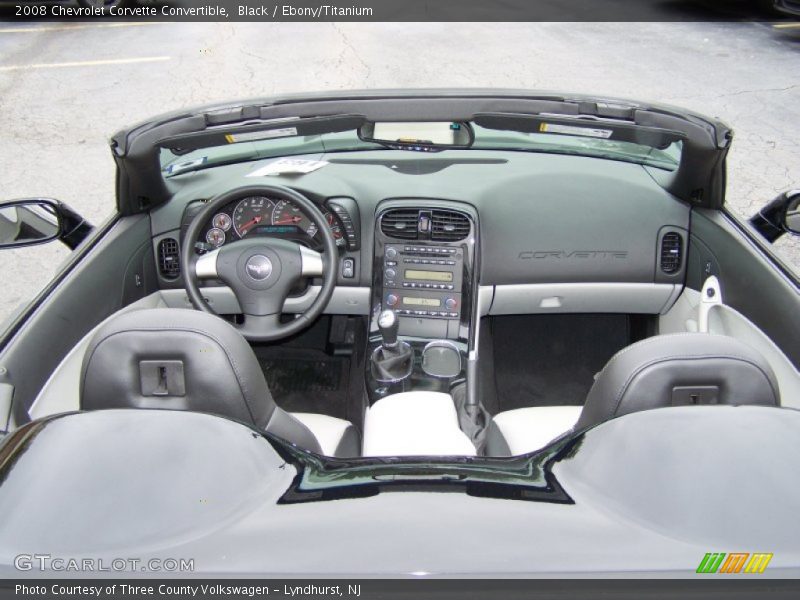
[366,200,480,403]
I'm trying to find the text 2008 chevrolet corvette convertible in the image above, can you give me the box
[0,90,799,578]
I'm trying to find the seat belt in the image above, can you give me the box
[698,275,723,333]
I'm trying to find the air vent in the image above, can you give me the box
[431,210,470,242]
[660,232,683,274]
[158,238,180,280]
[381,209,420,240]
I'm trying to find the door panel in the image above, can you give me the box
[660,288,800,408]
[684,209,800,368]
[0,214,155,429]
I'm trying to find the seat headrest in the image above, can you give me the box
[575,333,780,431]
[80,308,277,429]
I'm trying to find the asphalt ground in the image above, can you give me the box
[0,14,798,323]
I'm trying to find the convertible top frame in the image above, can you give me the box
[110,89,733,216]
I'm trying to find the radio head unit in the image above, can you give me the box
[382,244,464,319]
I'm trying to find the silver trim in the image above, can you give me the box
[159,286,371,315]
[377,309,397,329]
[194,248,220,279]
[478,286,494,317]
[421,340,462,378]
[470,286,494,360]
[489,283,680,315]
[299,246,324,277]
[699,275,722,333]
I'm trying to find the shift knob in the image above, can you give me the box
[377,310,399,348]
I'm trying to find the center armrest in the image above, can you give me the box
[362,391,477,457]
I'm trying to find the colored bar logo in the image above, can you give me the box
[697,552,773,574]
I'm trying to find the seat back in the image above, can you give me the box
[80,308,322,453]
[575,333,780,431]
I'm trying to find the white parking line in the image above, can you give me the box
[0,22,166,34]
[0,56,170,72]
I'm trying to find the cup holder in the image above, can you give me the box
[421,341,462,378]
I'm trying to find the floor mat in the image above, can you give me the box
[254,348,351,420]
[491,314,630,411]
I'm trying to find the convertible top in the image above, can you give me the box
[110,89,732,215]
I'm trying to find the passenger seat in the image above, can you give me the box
[486,333,780,456]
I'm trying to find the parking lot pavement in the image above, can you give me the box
[0,20,798,323]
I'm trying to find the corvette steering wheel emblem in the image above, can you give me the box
[245,255,273,281]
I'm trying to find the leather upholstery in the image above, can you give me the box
[487,333,780,456]
[291,413,361,458]
[363,392,477,456]
[488,406,582,456]
[575,333,780,430]
[80,308,334,454]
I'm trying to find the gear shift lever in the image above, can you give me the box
[371,310,413,382]
[378,309,399,348]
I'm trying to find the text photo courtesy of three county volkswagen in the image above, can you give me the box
[0,0,800,594]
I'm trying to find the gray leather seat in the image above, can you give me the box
[80,308,359,457]
[487,333,781,456]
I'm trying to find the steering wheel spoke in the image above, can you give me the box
[194,247,220,279]
[299,246,325,277]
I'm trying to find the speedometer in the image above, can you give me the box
[233,196,277,238]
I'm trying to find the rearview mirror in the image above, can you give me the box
[358,121,473,150]
[0,199,61,249]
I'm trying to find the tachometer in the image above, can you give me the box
[271,200,346,246]
[271,200,315,235]
[233,196,278,237]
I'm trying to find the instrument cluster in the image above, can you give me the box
[197,195,346,252]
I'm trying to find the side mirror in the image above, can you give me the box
[0,198,93,250]
[785,193,800,235]
[0,199,60,248]
[749,190,800,243]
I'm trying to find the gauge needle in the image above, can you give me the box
[274,216,303,225]
[239,215,263,234]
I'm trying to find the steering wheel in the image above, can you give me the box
[180,185,337,342]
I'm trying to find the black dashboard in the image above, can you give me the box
[150,149,691,317]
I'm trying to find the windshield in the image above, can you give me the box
[160,123,682,176]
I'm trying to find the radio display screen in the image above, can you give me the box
[403,297,441,307]
[404,269,453,282]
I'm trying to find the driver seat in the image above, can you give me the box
[80,308,359,458]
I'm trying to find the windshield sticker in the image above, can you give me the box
[539,123,613,139]
[247,158,329,177]
[164,156,207,176]
[225,127,298,144]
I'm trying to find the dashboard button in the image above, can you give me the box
[386,247,398,259]
[445,298,458,310]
